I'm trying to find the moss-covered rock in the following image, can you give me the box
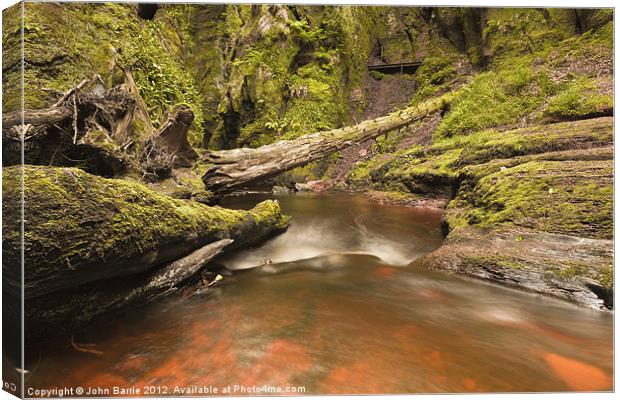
[420,225,612,309]
[206,5,373,149]
[2,165,289,300]
[348,117,612,193]
[446,160,613,239]
[348,114,613,308]
[544,76,613,120]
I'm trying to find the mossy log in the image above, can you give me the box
[2,165,290,301]
[23,239,233,333]
[202,95,451,194]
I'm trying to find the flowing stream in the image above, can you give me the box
[26,193,612,394]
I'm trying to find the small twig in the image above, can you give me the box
[70,334,104,356]
[52,74,100,108]
[48,144,61,166]
[72,94,78,144]
[121,139,134,151]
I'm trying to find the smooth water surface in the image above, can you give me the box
[26,193,613,394]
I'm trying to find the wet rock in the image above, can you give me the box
[420,226,613,310]
[272,185,292,194]
[295,182,310,191]
[296,180,330,192]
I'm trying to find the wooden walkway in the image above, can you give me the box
[368,61,422,75]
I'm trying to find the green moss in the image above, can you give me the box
[435,62,552,137]
[598,266,613,289]
[411,56,457,102]
[461,253,528,271]
[365,190,426,205]
[79,130,122,154]
[117,10,205,146]
[482,8,573,64]
[230,10,356,147]
[2,3,23,113]
[347,161,372,189]
[347,151,401,190]
[426,12,612,139]
[448,160,612,239]
[172,163,216,204]
[348,115,612,210]
[544,76,613,120]
[210,5,385,152]
[369,70,386,80]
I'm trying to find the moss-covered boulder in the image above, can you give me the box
[2,165,290,301]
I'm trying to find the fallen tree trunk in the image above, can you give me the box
[2,165,290,300]
[202,95,451,194]
[24,239,233,333]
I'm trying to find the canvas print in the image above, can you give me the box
[1,1,614,397]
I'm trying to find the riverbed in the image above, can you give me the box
[26,193,613,394]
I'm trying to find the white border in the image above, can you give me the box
[0,1,616,400]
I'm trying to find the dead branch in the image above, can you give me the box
[52,74,104,108]
[202,95,452,194]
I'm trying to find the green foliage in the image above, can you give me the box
[216,5,384,153]
[369,70,386,80]
[435,61,554,137]
[234,14,350,147]
[9,3,205,147]
[119,19,204,147]
[289,18,328,43]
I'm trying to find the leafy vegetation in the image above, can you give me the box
[7,3,205,147]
